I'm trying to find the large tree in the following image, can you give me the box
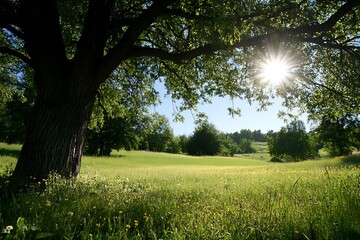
[316,114,360,156]
[187,122,221,156]
[0,0,359,179]
[268,120,317,162]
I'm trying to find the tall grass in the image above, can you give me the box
[0,145,359,239]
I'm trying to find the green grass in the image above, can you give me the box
[1,144,360,239]
[234,142,271,162]
[82,150,269,179]
[0,143,19,175]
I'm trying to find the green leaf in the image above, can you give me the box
[36,233,55,239]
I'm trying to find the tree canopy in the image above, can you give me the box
[316,114,360,156]
[268,120,317,162]
[187,122,221,156]
[0,0,359,179]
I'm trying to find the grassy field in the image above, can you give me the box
[0,143,360,239]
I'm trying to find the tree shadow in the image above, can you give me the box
[340,154,360,166]
[0,147,21,159]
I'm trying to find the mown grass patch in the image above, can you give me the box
[1,145,359,239]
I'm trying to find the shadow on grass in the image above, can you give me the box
[0,147,21,158]
[340,154,360,166]
[83,152,126,159]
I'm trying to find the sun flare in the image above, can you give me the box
[260,57,290,85]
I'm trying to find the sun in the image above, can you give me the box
[259,56,291,85]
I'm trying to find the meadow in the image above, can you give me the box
[0,143,359,239]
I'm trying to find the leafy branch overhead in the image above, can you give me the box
[1,1,359,112]
[1,1,359,70]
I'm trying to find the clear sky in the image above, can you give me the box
[152,83,309,136]
[151,51,311,136]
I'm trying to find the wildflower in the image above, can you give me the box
[119,210,123,214]
[134,220,139,227]
[95,223,100,228]
[125,224,131,229]
[2,225,13,234]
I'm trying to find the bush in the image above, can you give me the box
[269,157,283,163]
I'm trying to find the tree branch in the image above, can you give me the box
[128,34,266,63]
[298,36,360,49]
[0,46,32,66]
[286,0,360,35]
[161,8,211,20]
[1,24,24,39]
[19,0,68,73]
[102,0,178,77]
[127,1,359,64]
[73,0,115,66]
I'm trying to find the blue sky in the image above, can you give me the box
[152,83,309,136]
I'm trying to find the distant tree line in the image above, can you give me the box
[177,123,273,157]
[1,93,359,159]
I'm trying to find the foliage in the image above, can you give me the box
[0,93,32,144]
[238,138,256,154]
[176,135,190,154]
[218,133,238,157]
[186,123,241,157]
[281,47,360,122]
[85,63,160,155]
[252,130,267,142]
[228,129,267,144]
[86,115,141,156]
[187,122,222,156]
[316,114,360,156]
[86,112,176,156]
[139,113,175,153]
[0,65,35,144]
[268,120,317,162]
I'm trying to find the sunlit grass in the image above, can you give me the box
[82,150,269,179]
[1,144,359,239]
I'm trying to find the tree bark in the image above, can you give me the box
[12,0,111,180]
[13,74,98,180]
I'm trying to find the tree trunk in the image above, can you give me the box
[13,77,97,180]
